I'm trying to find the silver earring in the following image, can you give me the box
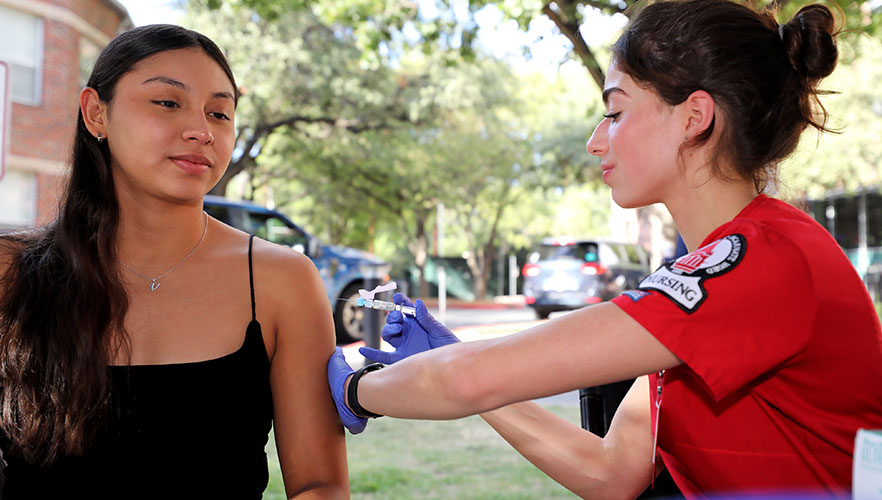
[97,133,105,143]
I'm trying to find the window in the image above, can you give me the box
[866,192,882,248]
[833,197,859,249]
[619,243,647,266]
[536,242,599,262]
[241,211,309,251]
[0,6,43,105]
[0,169,37,229]
[598,243,621,266]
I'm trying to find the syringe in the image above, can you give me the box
[354,298,416,316]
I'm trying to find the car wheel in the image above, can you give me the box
[334,284,364,344]
[534,308,551,320]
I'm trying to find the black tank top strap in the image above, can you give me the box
[248,234,256,321]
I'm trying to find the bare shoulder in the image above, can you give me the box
[248,236,322,296]
[242,234,331,331]
[206,220,323,302]
[246,235,336,359]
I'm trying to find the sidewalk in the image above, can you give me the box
[418,295,527,309]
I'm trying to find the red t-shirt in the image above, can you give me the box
[612,195,882,497]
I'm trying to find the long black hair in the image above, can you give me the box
[0,24,238,466]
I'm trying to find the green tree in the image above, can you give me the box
[184,3,433,197]
[780,35,882,198]
[196,0,882,93]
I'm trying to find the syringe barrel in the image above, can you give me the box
[358,299,416,316]
[369,300,396,312]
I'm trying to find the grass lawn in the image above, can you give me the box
[262,405,581,499]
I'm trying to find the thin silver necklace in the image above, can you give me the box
[120,212,208,292]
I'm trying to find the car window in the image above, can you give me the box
[203,204,229,223]
[598,243,621,266]
[621,244,646,266]
[537,243,599,262]
[242,211,310,251]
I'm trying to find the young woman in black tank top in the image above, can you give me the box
[0,25,347,498]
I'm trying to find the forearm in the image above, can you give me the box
[480,402,625,499]
[354,303,680,421]
[355,343,492,419]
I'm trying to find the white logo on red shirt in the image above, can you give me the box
[637,234,746,313]
[671,241,720,273]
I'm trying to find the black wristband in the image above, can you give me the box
[347,362,384,419]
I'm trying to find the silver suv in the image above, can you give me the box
[522,238,650,319]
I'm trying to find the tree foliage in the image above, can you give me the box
[195,0,882,93]
[185,0,611,298]
[186,0,882,299]
[780,34,882,198]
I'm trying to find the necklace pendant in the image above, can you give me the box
[149,280,161,292]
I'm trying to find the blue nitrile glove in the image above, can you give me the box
[359,293,460,365]
[327,346,367,434]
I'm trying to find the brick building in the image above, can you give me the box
[0,0,132,228]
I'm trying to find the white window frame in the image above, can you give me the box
[0,6,45,107]
[0,168,38,229]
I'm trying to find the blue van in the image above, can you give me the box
[203,195,389,343]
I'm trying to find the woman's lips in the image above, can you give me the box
[170,154,211,175]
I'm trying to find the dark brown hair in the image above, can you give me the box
[612,0,839,190]
[0,25,237,466]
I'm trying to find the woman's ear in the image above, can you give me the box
[682,90,715,139]
[80,87,107,139]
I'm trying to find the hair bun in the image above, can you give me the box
[780,4,838,82]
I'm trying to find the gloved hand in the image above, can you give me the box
[326,346,366,434]
[359,293,460,365]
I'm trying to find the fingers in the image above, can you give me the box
[385,310,403,325]
[359,346,397,365]
[381,321,403,342]
[328,346,352,371]
[393,292,415,308]
[415,299,443,329]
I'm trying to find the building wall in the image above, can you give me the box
[0,0,130,227]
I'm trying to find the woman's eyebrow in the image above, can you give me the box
[141,75,234,101]
[602,87,627,106]
[142,75,188,90]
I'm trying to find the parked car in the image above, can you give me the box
[522,237,650,319]
[203,195,389,343]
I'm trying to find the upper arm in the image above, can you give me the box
[600,376,657,498]
[258,243,348,497]
[611,227,816,400]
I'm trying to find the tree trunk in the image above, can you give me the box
[406,216,430,298]
[209,159,248,197]
[542,2,606,90]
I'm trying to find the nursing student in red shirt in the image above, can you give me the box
[327,0,882,496]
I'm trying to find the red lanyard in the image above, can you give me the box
[651,370,665,489]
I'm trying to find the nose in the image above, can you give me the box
[182,113,214,145]
[586,120,608,157]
